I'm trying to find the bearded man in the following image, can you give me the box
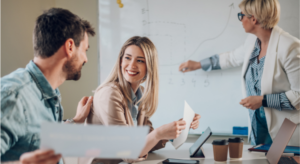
[1,8,95,164]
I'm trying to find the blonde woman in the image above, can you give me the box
[179,0,300,146]
[87,36,201,163]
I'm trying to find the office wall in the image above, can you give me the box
[1,0,54,76]
[55,0,99,119]
[1,0,99,120]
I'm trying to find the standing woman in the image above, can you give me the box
[179,0,300,146]
[86,36,201,163]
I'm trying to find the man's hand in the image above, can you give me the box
[240,96,263,110]
[73,96,93,123]
[179,60,202,73]
[20,149,61,164]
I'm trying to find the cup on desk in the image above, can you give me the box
[212,139,229,162]
[228,137,243,159]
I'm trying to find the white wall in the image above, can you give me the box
[1,0,99,120]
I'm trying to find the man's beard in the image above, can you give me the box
[63,55,84,81]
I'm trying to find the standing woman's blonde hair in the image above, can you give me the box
[239,0,280,29]
[96,36,159,117]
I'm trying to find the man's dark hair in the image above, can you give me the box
[33,8,95,58]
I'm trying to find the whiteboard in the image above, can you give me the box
[99,0,300,134]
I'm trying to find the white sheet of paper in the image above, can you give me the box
[172,101,195,149]
[40,122,149,158]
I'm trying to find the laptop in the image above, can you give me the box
[232,118,299,164]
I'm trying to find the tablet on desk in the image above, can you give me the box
[162,158,199,164]
[189,127,212,158]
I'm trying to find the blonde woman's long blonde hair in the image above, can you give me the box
[96,36,159,117]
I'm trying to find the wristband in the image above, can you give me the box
[262,95,268,107]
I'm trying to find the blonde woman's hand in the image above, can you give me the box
[178,113,201,130]
[190,113,201,129]
[179,60,202,73]
[73,96,93,123]
[155,120,186,140]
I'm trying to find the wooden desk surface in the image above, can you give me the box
[135,142,267,164]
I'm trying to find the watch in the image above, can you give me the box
[66,118,75,123]
[262,95,268,107]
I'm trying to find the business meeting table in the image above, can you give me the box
[134,142,300,164]
[63,142,300,164]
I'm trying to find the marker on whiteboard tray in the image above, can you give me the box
[233,126,248,135]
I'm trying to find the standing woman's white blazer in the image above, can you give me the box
[219,26,300,146]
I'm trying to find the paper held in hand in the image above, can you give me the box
[40,122,149,159]
[172,101,195,149]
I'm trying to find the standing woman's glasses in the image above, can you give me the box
[238,12,246,21]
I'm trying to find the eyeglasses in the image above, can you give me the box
[238,12,246,21]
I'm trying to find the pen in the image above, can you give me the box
[253,144,263,148]
[181,68,188,72]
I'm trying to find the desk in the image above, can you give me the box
[63,142,300,164]
[136,142,267,164]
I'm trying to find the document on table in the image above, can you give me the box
[40,122,149,159]
[172,101,195,149]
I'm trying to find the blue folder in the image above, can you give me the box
[249,144,300,155]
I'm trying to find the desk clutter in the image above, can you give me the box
[189,127,245,162]
[212,137,244,162]
[248,144,300,155]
